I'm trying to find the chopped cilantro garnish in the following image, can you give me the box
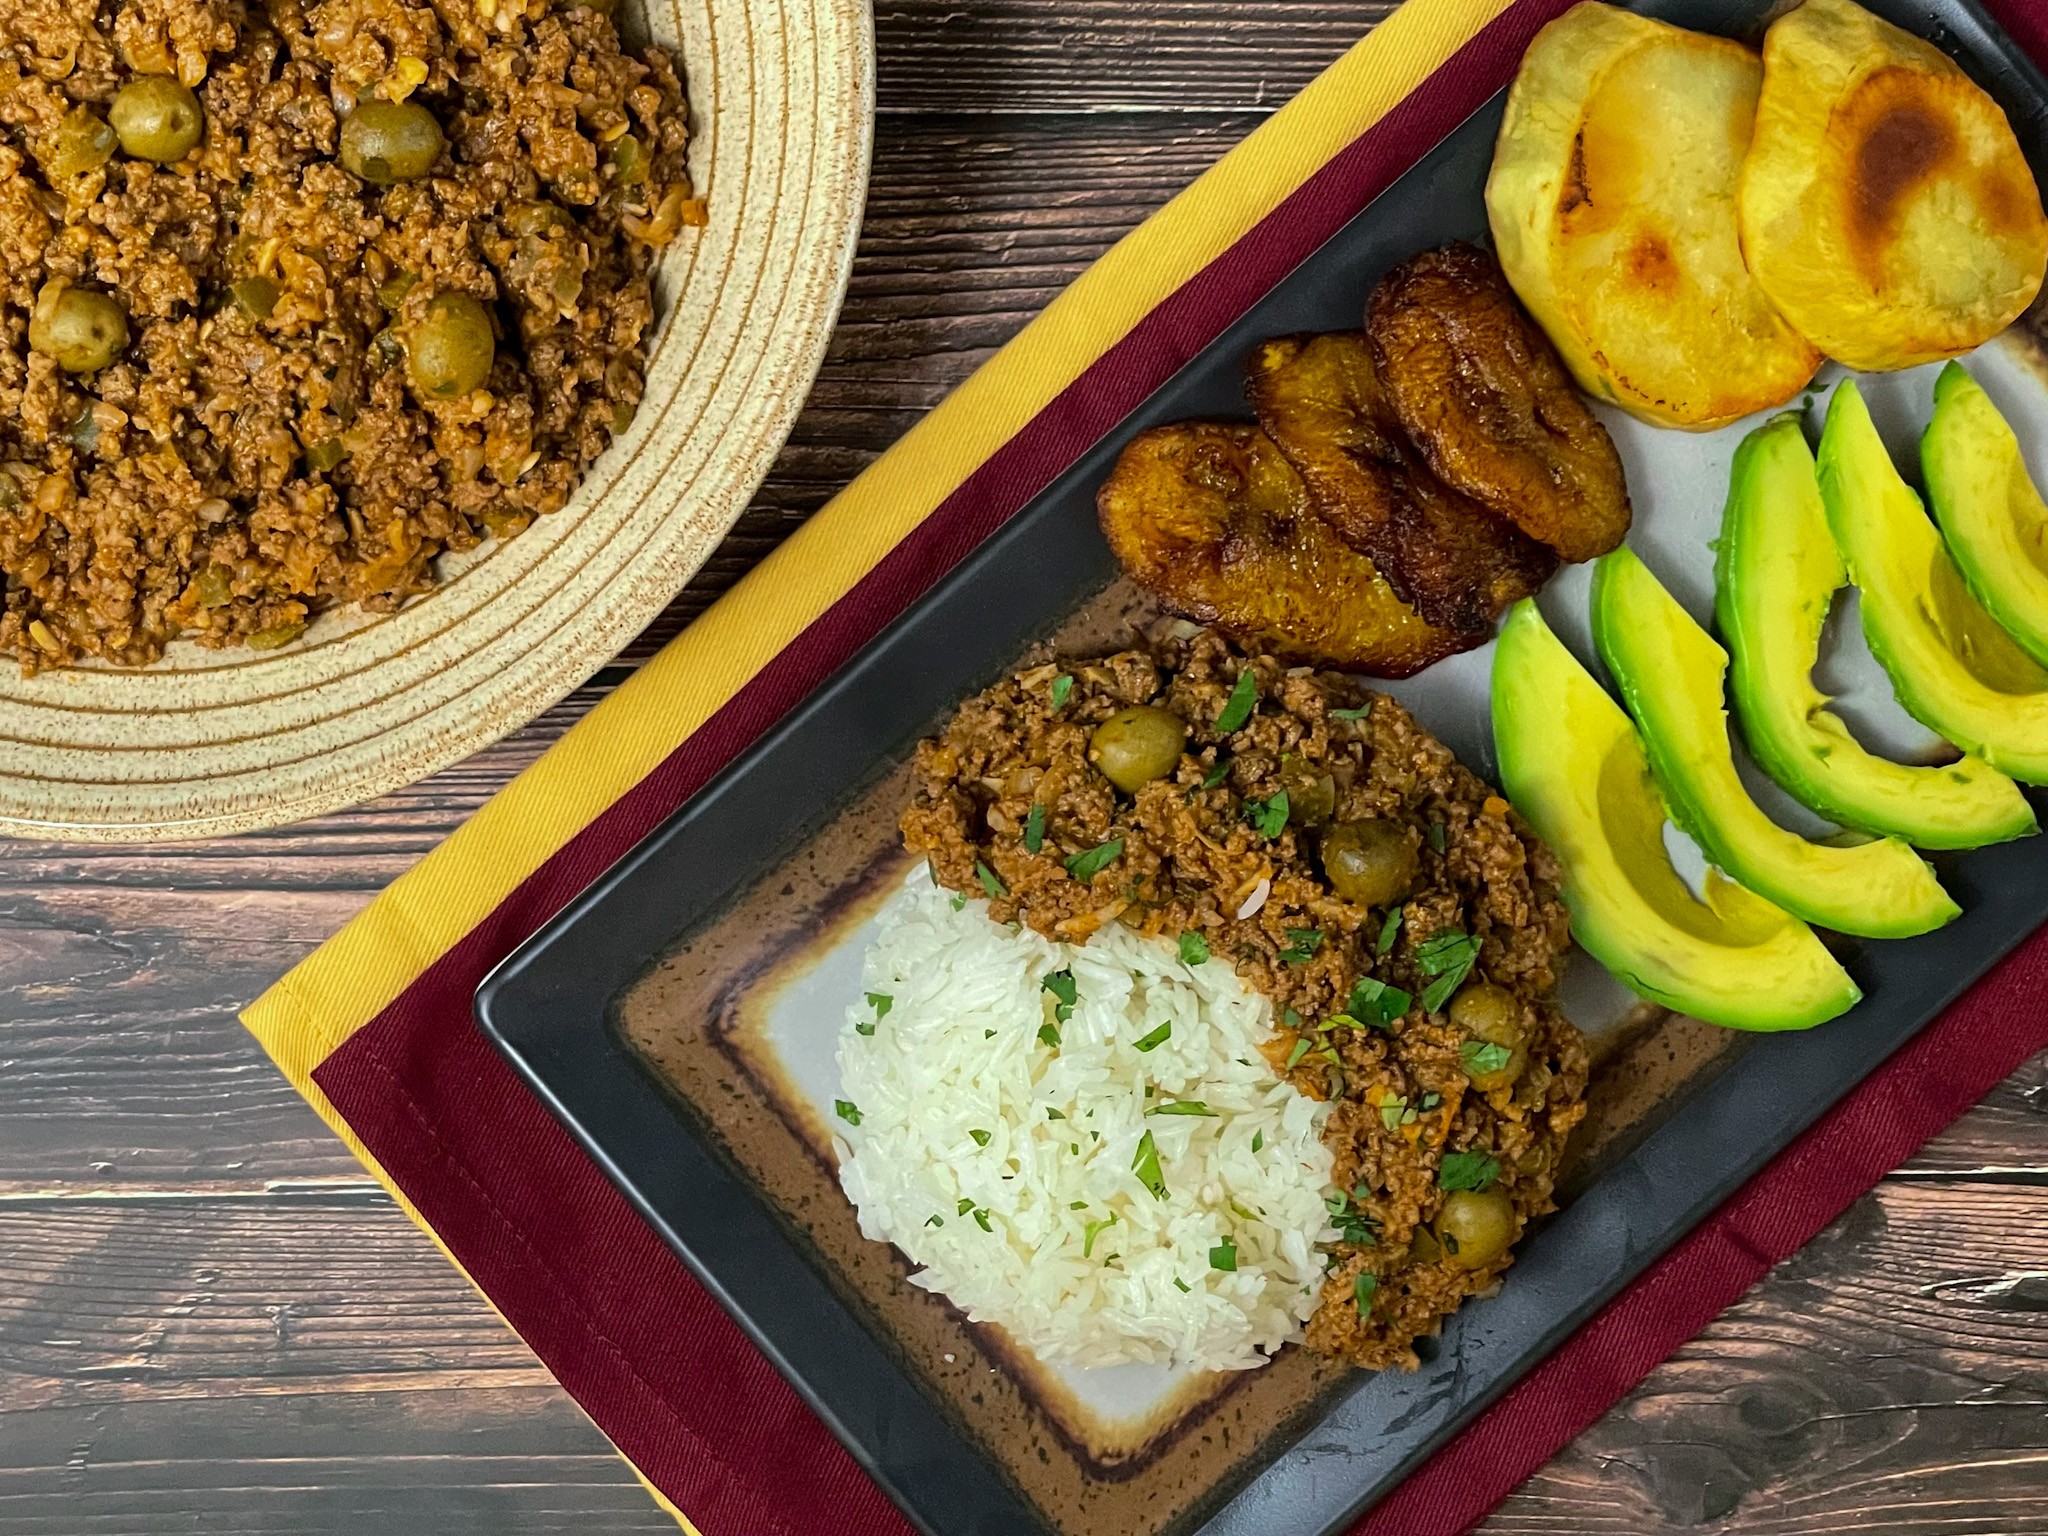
[1083,1213,1117,1258]
[1069,1199,1087,1210]
[1042,969,1078,1022]
[1376,906,1403,956]
[834,1100,862,1126]
[1146,1100,1216,1117]
[1419,1092,1442,1111]
[1050,673,1074,711]
[1064,839,1124,882]
[957,1197,976,1215]
[1328,704,1372,721]
[1462,1040,1514,1076]
[1216,669,1258,733]
[1179,931,1211,966]
[1345,975,1411,1030]
[925,1214,943,1227]
[1174,1277,1191,1293]
[1354,1273,1378,1313]
[1209,1236,1238,1272]
[1243,791,1290,839]
[972,1208,993,1232]
[1023,802,1046,853]
[1439,1150,1501,1192]
[969,1128,991,1147]
[1133,1020,1172,1052]
[1285,1037,1314,1070]
[1426,821,1447,853]
[950,893,967,911]
[866,992,893,1020]
[855,1021,875,1037]
[1324,1190,1349,1217]
[984,1029,997,1039]
[1251,1130,1264,1153]
[1132,1130,1168,1199]
[975,859,1008,899]
[1279,927,1323,964]
[1047,1107,1066,1120]
[1200,756,1233,790]
[1378,1094,1417,1132]
[1416,929,1482,1012]
[1283,1007,1302,1028]
[1038,1023,1061,1048]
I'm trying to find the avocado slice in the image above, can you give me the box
[1924,362,2048,669]
[1818,379,2048,783]
[1492,600,1859,1031]
[1592,546,1956,939]
[1717,411,2032,849]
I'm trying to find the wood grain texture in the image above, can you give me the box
[2,1,2046,1530]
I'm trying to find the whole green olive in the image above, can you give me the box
[1320,818,1418,907]
[406,291,495,398]
[1435,1187,1517,1271]
[45,106,118,177]
[339,99,446,185]
[110,76,205,163]
[28,281,129,374]
[1278,756,1337,827]
[1449,980,1527,1090]
[607,132,649,187]
[1088,704,1187,793]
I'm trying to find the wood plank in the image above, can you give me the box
[0,1179,2043,1533]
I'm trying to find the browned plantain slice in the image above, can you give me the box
[1096,422,1485,678]
[1367,242,1631,563]
[1246,331,1557,632]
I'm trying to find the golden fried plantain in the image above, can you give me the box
[1246,331,1557,632]
[1367,242,1631,562]
[1096,422,1485,678]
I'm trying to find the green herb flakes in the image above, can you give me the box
[1179,931,1211,966]
[1083,1213,1118,1258]
[1419,1092,1442,1112]
[1069,1199,1087,1210]
[1251,1130,1264,1153]
[865,992,893,1020]
[1050,673,1074,711]
[1378,1095,1417,1132]
[1376,906,1403,955]
[975,860,1008,899]
[1462,1040,1514,1076]
[1146,1100,1216,1117]
[1064,839,1124,882]
[1243,791,1290,839]
[1038,1023,1062,1048]
[1426,821,1447,854]
[1047,1107,1066,1121]
[1354,1273,1378,1314]
[1132,1130,1168,1199]
[1328,704,1372,721]
[951,893,967,911]
[1285,1036,1314,1070]
[1346,975,1411,1030]
[855,1021,876,1037]
[1438,1150,1501,1192]
[1174,1277,1191,1293]
[1200,756,1233,790]
[957,1197,976,1215]
[1283,1007,1302,1028]
[1133,1020,1173,1052]
[925,1215,943,1228]
[1042,969,1078,1024]
[1209,1236,1238,1272]
[1279,927,1323,964]
[834,1100,862,1126]
[1023,802,1046,853]
[973,1208,993,1232]
[1416,929,1483,1012]
[1216,669,1258,733]
[969,1128,991,1147]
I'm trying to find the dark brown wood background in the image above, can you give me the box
[4,2,2046,1530]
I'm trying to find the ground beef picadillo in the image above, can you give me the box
[902,627,1589,1371]
[0,0,693,668]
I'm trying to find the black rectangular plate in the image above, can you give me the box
[477,3,2048,1533]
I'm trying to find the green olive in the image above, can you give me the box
[1088,704,1188,793]
[608,132,648,187]
[28,281,129,374]
[45,106,117,177]
[1449,980,1526,1089]
[406,291,495,398]
[110,77,205,163]
[1320,819,1417,907]
[191,566,233,608]
[247,619,307,649]
[1435,1187,1517,1272]
[1278,756,1336,826]
[339,99,446,185]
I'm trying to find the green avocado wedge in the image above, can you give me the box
[1492,601,1858,1031]
[1716,412,2032,849]
[1818,380,2048,784]
[1923,362,2048,669]
[1592,547,1956,939]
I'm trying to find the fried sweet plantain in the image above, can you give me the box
[1368,242,1631,562]
[1246,331,1557,632]
[1096,422,1484,678]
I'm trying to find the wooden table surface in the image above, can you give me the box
[5,3,2048,1531]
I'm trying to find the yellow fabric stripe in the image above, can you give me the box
[236,3,1503,1528]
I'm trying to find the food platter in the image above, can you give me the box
[476,1,2048,1532]
[0,0,872,843]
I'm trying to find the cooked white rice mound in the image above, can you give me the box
[834,873,1337,1372]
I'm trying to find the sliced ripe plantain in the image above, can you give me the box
[1367,242,1631,563]
[1738,0,2048,371]
[1486,2,1820,430]
[1096,422,1484,678]
[1245,332,1556,632]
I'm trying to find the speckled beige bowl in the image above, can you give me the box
[0,0,873,843]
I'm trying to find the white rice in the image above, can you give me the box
[834,873,1337,1373]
